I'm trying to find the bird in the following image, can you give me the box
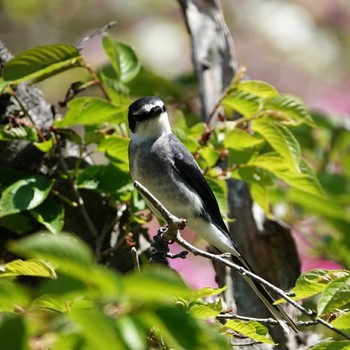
[127,96,298,333]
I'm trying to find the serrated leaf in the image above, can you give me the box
[189,304,222,319]
[3,43,83,84]
[30,196,64,234]
[263,94,315,126]
[31,294,69,312]
[223,320,276,345]
[102,34,141,83]
[55,97,127,127]
[98,136,129,172]
[317,275,350,316]
[275,269,349,304]
[0,175,54,218]
[0,259,56,278]
[222,90,260,117]
[252,118,301,171]
[249,154,324,196]
[9,232,94,273]
[190,286,227,301]
[224,128,264,150]
[124,268,191,303]
[331,312,350,329]
[0,125,38,142]
[310,340,350,350]
[237,80,278,98]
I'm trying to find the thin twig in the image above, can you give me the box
[77,21,117,49]
[133,181,350,340]
[131,247,141,273]
[58,149,98,238]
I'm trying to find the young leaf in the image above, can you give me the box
[189,304,222,319]
[198,147,220,168]
[3,43,83,84]
[0,280,29,312]
[317,275,350,316]
[222,90,260,117]
[331,312,350,330]
[69,308,126,350]
[275,269,349,303]
[0,175,54,218]
[252,118,301,171]
[249,182,270,216]
[263,94,315,126]
[102,34,141,83]
[205,177,228,217]
[224,128,264,150]
[0,259,56,278]
[310,340,350,350]
[30,196,64,234]
[33,136,54,153]
[98,136,129,172]
[237,80,278,98]
[55,97,127,127]
[9,232,94,272]
[124,268,191,303]
[190,286,227,302]
[223,320,276,345]
[0,125,38,142]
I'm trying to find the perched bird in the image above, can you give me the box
[128,96,297,332]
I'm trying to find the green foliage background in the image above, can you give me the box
[0,32,349,349]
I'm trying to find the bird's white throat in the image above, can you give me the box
[131,112,172,143]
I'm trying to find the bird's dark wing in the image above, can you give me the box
[168,134,230,236]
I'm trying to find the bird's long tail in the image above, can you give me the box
[231,254,298,333]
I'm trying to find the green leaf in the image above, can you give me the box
[223,320,276,345]
[0,280,29,312]
[102,34,141,83]
[0,259,56,278]
[249,154,324,196]
[9,233,94,274]
[30,196,64,234]
[249,182,270,216]
[190,286,227,301]
[148,306,231,350]
[124,268,191,303]
[69,308,126,350]
[206,177,228,217]
[0,79,7,93]
[276,269,349,303]
[224,128,264,150]
[289,189,350,223]
[189,304,222,319]
[31,294,70,313]
[331,312,350,329]
[0,315,29,350]
[33,136,54,152]
[263,94,315,126]
[310,340,350,350]
[76,164,130,194]
[0,125,38,142]
[0,213,33,234]
[317,275,350,316]
[198,147,220,168]
[99,71,130,104]
[236,80,278,98]
[0,175,54,218]
[55,97,127,127]
[98,136,129,172]
[252,118,301,171]
[222,90,260,117]
[3,43,83,84]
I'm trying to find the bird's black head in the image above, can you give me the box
[128,96,166,133]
